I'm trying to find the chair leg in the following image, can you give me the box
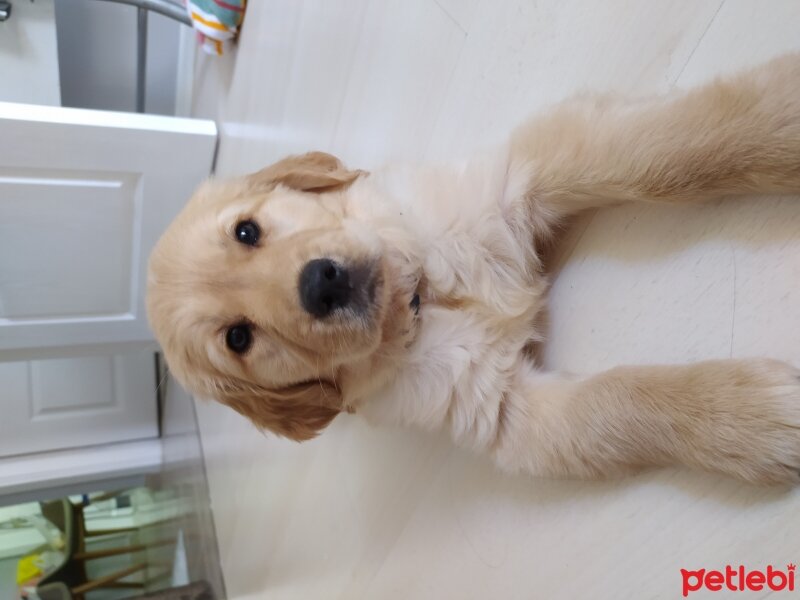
[98,581,146,589]
[84,526,139,537]
[72,562,148,595]
[74,544,146,560]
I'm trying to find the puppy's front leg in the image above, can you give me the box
[513,53,800,225]
[493,359,800,484]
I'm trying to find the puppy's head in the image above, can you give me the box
[147,152,395,440]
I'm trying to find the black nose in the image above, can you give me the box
[299,259,351,318]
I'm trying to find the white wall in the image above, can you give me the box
[54,0,181,115]
[0,0,61,105]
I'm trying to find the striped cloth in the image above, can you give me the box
[186,0,246,55]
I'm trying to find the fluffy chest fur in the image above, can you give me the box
[344,149,549,449]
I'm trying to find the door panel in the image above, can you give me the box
[0,102,217,357]
[0,167,139,319]
[0,351,157,457]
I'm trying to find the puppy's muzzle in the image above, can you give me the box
[299,258,351,318]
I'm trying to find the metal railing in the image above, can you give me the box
[91,0,191,113]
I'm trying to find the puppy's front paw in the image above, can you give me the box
[699,359,800,485]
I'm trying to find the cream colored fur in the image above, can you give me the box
[148,54,800,485]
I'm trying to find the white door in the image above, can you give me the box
[0,353,158,456]
[0,102,216,457]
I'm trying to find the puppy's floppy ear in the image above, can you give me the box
[248,151,365,193]
[222,379,342,442]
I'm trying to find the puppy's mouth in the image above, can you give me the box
[346,261,383,316]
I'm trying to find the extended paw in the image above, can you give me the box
[703,360,800,485]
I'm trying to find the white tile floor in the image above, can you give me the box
[189,2,800,598]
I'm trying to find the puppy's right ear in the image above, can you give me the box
[222,379,343,442]
[247,151,365,194]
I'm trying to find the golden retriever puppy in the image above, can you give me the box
[148,54,800,484]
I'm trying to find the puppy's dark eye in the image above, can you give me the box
[225,324,253,354]
[235,220,260,246]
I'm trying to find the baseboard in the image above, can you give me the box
[0,438,162,507]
